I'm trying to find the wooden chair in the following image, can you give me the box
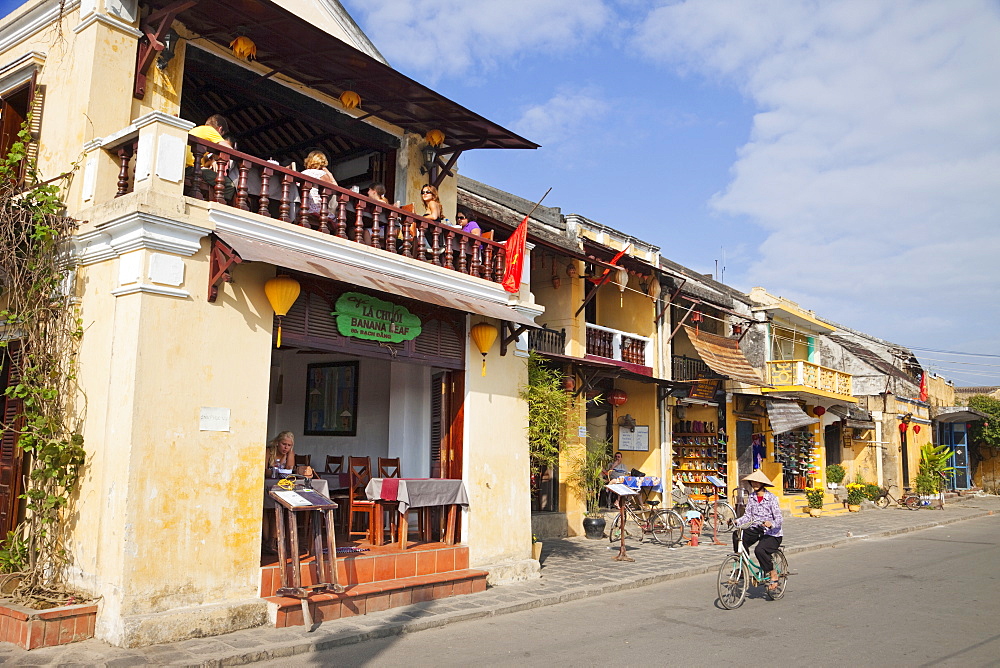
[324,455,344,474]
[347,456,379,543]
[294,454,311,467]
[480,229,494,241]
[376,458,427,543]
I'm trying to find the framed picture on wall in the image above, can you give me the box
[304,361,359,436]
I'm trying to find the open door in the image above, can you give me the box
[430,371,464,479]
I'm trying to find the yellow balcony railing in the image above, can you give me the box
[766,360,852,397]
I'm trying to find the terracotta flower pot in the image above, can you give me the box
[848,504,861,512]
[808,507,823,517]
[531,542,543,560]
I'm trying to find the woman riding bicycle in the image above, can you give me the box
[732,470,783,592]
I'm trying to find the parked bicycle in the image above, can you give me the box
[672,484,737,533]
[717,522,789,609]
[608,494,686,547]
[872,484,920,510]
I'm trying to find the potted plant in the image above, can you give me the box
[826,463,845,489]
[566,444,611,539]
[804,487,825,517]
[845,483,865,511]
[531,533,543,561]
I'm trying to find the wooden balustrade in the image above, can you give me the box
[585,324,649,366]
[112,135,508,284]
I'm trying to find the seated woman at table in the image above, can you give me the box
[301,150,338,215]
[454,211,481,235]
[420,183,443,221]
[603,451,628,482]
[266,430,296,475]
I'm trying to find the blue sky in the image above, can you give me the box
[1,0,997,386]
[342,0,1000,386]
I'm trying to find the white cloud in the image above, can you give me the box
[342,0,613,78]
[513,86,612,148]
[633,0,1000,359]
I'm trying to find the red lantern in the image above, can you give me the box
[813,406,826,417]
[608,389,628,407]
[899,423,908,432]
[913,424,921,434]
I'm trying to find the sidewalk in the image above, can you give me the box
[3,495,998,666]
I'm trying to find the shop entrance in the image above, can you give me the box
[825,424,842,466]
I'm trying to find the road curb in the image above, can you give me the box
[182,506,998,667]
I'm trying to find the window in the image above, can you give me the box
[304,361,359,436]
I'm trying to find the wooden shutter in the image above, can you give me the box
[429,372,445,478]
[0,342,25,536]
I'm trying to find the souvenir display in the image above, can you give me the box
[773,430,818,491]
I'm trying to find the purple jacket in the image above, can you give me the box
[735,491,783,537]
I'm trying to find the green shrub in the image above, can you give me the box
[826,463,846,484]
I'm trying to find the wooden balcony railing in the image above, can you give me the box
[110,134,508,283]
[528,327,566,355]
[767,360,852,397]
[672,355,714,381]
[585,323,650,366]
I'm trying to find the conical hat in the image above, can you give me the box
[742,470,775,487]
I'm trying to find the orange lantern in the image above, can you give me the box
[340,90,361,109]
[230,35,257,60]
[264,275,300,348]
[470,322,498,376]
[425,129,445,147]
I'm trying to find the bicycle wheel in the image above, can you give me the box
[875,494,890,509]
[708,502,737,533]
[609,512,640,542]
[717,555,748,609]
[649,509,685,547]
[766,551,788,600]
[904,494,921,510]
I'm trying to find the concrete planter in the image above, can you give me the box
[531,542,543,561]
[808,507,823,517]
[847,504,861,512]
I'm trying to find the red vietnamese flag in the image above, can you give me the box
[501,214,529,293]
[919,373,928,402]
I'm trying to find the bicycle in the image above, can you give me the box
[608,494,686,547]
[872,484,920,510]
[672,487,737,533]
[716,522,789,609]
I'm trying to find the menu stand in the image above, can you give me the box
[606,483,639,562]
[270,483,345,626]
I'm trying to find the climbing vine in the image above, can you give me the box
[0,121,86,607]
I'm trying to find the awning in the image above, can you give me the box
[147,0,536,152]
[534,351,685,392]
[933,406,988,424]
[828,404,876,429]
[684,326,767,386]
[215,232,537,327]
[766,399,819,434]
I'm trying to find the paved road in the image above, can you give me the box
[264,515,1000,667]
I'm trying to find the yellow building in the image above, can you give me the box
[0,0,545,647]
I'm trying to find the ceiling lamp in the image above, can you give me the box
[340,90,361,109]
[425,129,445,147]
[470,322,498,376]
[264,275,301,348]
[230,35,257,61]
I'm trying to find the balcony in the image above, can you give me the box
[98,123,508,285]
[585,324,651,367]
[764,360,854,401]
[672,355,715,382]
[528,327,566,355]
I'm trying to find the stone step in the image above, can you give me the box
[265,568,488,627]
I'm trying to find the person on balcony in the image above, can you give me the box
[187,114,235,200]
[367,182,390,204]
[454,211,481,235]
[420,183,443,221]
[301,150,337,215]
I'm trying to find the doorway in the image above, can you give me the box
[825,424,841,466]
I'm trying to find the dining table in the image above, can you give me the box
[365,478,469,548]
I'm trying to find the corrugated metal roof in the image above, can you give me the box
[684,326,766,387]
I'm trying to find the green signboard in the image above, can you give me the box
[333,292,422,343]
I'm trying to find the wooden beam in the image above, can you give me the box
[499,320,529,356]
[208,236,243,302]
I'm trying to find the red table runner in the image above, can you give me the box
[381,477,400,501]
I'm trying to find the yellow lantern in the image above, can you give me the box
[647,276,661,301]
[469,322,498,376]
[425,129,445,147]
[340,90,361,109]
[264,275,301,348]
[230,35,257,61]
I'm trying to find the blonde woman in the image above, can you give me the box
[266,430,296,474]
[301,150,337,214]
